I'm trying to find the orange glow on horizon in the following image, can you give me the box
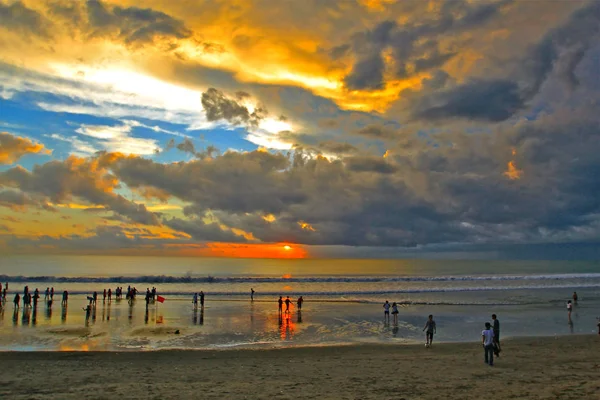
[165,242,308,259]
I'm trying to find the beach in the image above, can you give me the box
[1,335,598,399]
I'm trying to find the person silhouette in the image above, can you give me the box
[278,296,283,314]
[284,296,291,313]
[251,288,255,301]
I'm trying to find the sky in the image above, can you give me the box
[1,0,600,259]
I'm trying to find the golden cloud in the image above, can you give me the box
[0,132,51,164]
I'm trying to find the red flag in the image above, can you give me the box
[156,295,165,303]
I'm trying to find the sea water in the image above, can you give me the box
[0,256,598,351]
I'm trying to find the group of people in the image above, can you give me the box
[383,300,503,366]
[277,295,304,313]
[2,285,70,310]
[192,291,205,308]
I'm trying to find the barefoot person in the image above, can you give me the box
[383,300,390,321]
[391,302,399,324]
[567,300,573,322]
[423,315,436,347]
[482,322,495,366]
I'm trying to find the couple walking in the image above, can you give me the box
[482,314,501,366]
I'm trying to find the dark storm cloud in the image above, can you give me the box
[340,1,511,90]
[0,1,51,37]
[317,141,358,155]
[84,0,191,45]
[411,1,600,122]
[344,156,397,174]
[413,79,523,122]
[355,125,398,140]
[201,88,267,126]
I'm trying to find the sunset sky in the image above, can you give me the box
[1,0,600,259]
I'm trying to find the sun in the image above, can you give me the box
[283,245,292,251]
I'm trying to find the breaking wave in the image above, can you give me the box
[2,273,600,284]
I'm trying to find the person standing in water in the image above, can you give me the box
[13,293,20,309]
[200,291,205,307]
[423,315,436,347]
[297,296,303,310]
[284,296,291,313]
[391,302,399,324]
[567,300,573,322]
[383,300,390,321]
[62,291,68,306]
[251,288,255,301]
[278,296,283,314]
[193,293,198,308]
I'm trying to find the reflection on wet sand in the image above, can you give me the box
[193,306,204,325]
[61,305,67,323]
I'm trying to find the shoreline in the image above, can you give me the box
[0,332,595,352]
[1,335,598,399]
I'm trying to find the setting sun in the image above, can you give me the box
[283,245,292,250]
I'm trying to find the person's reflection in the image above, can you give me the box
[21,307,30,325]
[297,310,303,323]
[32,306,37,326]
[199,306,204,325]
[106,303,111,322]
[192,308,197,325]
[392,325,399,336]
[569,320,574,334]
[13,308,19,326]
[84,304,91,327]
[61,305,67,324]
[250,302,254,325]
[128,301,134,324]
[45,303,52,321]
[144,307,149,324]
[91,304,97,324]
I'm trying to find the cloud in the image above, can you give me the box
[0,156,160,225]
[75,121,159,155]
[412,79,523,122]
[0,1,51,38]
[407,1,600,122]
[339,1,510,91]
[0,132,51,164]
[201,88,266,126]
[65,0,193,46]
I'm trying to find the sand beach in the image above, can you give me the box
[1,335,598,399]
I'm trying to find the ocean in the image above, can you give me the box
[0,256,599,351]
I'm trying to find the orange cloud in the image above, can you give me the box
[504,161,523,180]
[0,132,51,164]
[298,221,316,231]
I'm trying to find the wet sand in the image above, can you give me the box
[1,335,598,399]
